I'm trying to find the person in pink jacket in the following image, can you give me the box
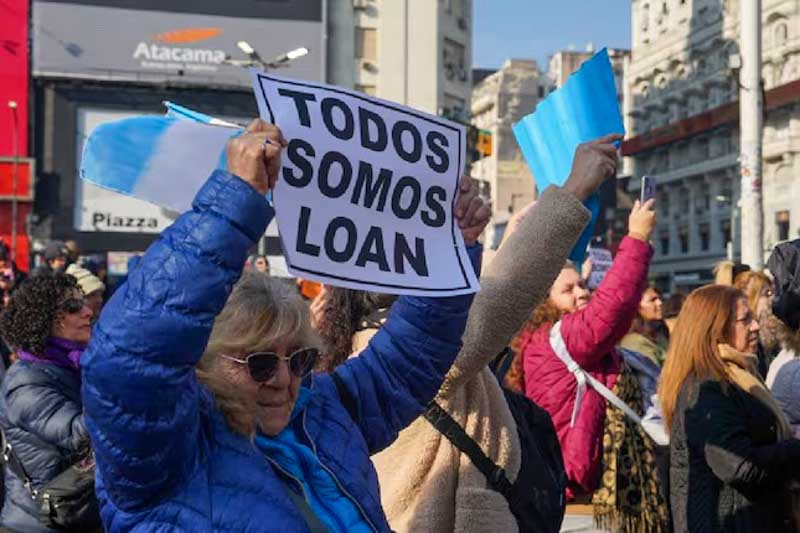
[508,200,668,533]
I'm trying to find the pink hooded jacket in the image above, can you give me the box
[518,236,652,498]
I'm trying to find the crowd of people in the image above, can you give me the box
[0,119,797,532]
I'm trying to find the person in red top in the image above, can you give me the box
[509,199,668,532]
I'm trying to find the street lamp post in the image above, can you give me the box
[223,44,309,256]
[224,43,309,70]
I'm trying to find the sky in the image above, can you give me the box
[473,1,632,70]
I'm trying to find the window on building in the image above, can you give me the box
[679,226,689,253]
[355,27,377,62]
[679,188,690,213]
[538,86,545,98]
[659,229,670,256]
[699,223,710,251]
[720,219,732,247]
[442,93,467,122]
[355,84,377,96]
[775,23,788,47]
[659,192,670,217]
[443,38,467,82]
[719,183,733,205]
[777,210,790,241]
[696,182,710,212]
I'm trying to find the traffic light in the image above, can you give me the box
[477,129,492,157]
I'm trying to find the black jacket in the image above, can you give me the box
[0,361,88,532]
[670,377,800,532]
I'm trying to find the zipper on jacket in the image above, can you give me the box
[302,409,379,533]
[265,457,312,509]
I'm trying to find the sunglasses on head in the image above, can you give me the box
[220,348,319,382]
[59,298,86,314]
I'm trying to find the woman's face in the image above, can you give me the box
[731,297,760,353]
[254,257,269,273]
[549,267,591,313]
[639,288,663,321]
[755,283,774,318]
[52,289,93,343]
[219,341,301,436]
[86,290,105,321]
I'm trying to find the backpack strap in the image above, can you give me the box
[424,401,513,497]
[331,372,360,424]
[549,321,644,427]
[285,487,329,533]
[489,347,515,382]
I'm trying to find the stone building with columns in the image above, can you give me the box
[623,0,800,293]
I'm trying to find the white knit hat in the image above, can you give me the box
[66,264,105,296]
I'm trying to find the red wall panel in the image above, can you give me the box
[0,0,29,157]
[0,0,30,269]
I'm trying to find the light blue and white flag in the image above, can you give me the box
[80,103,243,214]
[513,48,625,263]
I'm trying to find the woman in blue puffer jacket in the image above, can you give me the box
[81,120,487,532]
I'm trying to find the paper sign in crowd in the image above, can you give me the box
[251,72,478,296]
[586,247,613,290]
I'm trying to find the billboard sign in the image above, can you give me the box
[32,0,325,86]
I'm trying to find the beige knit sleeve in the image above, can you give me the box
[435,186,591,400]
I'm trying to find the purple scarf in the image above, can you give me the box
[16,337,86,371]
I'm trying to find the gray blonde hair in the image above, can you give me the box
[196,272,322,437]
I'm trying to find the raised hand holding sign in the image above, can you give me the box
[252,71,480,296]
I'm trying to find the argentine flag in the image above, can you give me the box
[80,102,244,214]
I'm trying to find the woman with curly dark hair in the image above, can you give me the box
[309,285,374,372]
[0,272,97,532]
[311,286,396,372]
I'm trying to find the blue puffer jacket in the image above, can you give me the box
[82,170,478,532]
[0,362,88,532]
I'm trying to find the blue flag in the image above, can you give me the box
[513,48,624,263]
[79,104,252,215]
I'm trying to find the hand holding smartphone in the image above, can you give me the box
[640,175,657,204]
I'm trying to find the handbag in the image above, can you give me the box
[1,430,101,531]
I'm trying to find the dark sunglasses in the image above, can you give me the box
[59,298,87,314]
[220,348,319,382]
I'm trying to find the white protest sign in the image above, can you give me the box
[251,71,479,296]
[587,247,613,290]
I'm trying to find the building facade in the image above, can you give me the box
[624,0,800,293]
[330,0,473,119]
[469,59,546,249]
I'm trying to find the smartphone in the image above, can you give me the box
[640,175,657,203]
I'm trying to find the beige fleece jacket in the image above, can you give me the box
[353,186,590,533]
